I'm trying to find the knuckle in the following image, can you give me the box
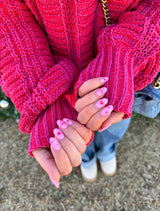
[82,129,92,144]
[77,113,87,124]
[71,155,82,167]
[78,142,86,154]
[85,106,93,116]
[61,166,72,176]
[75,99,81,112]
[87,122,98,131]
[78,86,84,97]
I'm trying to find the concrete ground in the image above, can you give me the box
[0,114,160,211]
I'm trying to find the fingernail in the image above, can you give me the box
[53,128,64,140]
[98,124,111,132]
[100,77,109,83]
[50,137,60,151]
[63,118,72,125]
[49,175,59,188]
[101,105,113,116]
[96,98,108,108]
[57,120,68,129]
[96,87,107,96]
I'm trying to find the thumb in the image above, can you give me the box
[98,111,124,132]
[32,148,60,188]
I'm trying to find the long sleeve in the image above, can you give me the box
[28,95,94,157]
[28,96,77,157]
[0,0,78,133]
[66,0,160,118]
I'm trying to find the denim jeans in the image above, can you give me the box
[133,84,160,118]
[81,82,160,168]
[81,118,131,168]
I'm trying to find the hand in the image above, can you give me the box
[32,119,92,188]
[76,77,124,131]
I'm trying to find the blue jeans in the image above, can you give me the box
[81,82,160,168]
[81,118,131,168]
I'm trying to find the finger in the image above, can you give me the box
[54,125,82,167]
[78,77,109,97]
[86,105,113,131]
[77,98,108,124]
[60,138,82,167]
[63,118,92,145]
[57,120,86,154]
[32,148,60,188]
[98,111,125,132]
[50,135,72,176]
[75,87,107,112]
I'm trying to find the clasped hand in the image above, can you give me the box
[32,77,124,188]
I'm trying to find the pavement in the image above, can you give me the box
[0,114,160,211]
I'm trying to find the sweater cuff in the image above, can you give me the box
[66,12,151,118]
[28,96,94,157]
[19,60,78,134]
[66,46,135,118]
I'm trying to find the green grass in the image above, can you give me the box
[0,87,20,122]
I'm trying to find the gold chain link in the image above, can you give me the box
[152,73,160,89]
[101,0,160,89]
[101,0,110,26]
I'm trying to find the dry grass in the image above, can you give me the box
[0,115,160,211]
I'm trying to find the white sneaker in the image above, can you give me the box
[80,162,97,182]
[100,157,117,176]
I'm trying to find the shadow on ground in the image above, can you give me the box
[0,115,160,211]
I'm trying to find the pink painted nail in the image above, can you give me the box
[98,124,111,132]
[100,77,109,83]
[96,98,108,108]
[63,118,72,125]
[57,120,67,129]
[50,137,60,151]
[96,87,107,96]
[49,175,59,188]
[101,105,113,116]
[53,128,64,140]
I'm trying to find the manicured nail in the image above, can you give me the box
[63,118,72,125]
[96,87,107,96]
[98,124,111,132]
[101,105,113,116]
[100,77,109,83]
[53,128,64,140]
[96,98,108,108]
[50,137,60,151]
[49,175,59,188]
[57,120,67,129]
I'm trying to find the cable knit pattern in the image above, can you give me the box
[0,0,160,155]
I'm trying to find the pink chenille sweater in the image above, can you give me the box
[0,0,160,156]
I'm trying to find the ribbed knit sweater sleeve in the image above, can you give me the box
[28,95,94,157]
[66,0,160,118]
[0,0,78,133]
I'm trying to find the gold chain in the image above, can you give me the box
[152,73,160,89]
[101,0,111,26]
[101,0,160,89]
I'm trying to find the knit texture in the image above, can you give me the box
[0,1,78,133]
[0,0,160,156]
[28,96,94,157]
[66,1,160,118]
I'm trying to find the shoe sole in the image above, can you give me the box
[81,175,97,182]
[101,168,117,177]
